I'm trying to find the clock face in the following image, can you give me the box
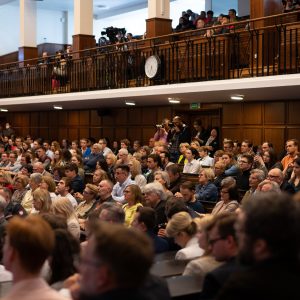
[145,55,160,79]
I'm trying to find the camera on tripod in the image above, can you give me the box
[101,27,127,44]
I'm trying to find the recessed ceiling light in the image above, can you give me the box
[53,105,63,110]
[125,101,135,106]
[168,98,181,104]
[230,95,244,101]
[0,109,8,112]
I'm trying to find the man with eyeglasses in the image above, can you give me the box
[1,151,21,173]
[199,213,240,300]
[236,154,253,197]
[267,168,295,194]
[217,193,300,300]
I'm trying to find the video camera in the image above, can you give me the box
[101,26,127,44]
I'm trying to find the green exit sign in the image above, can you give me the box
[190,103,201,110]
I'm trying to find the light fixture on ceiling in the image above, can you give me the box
[0,108,8,112]
[168,97,181,104]
[53,105,63,110]
[125,101,135,106]
[230,94,244,101]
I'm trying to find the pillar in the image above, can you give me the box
[19,0,38,64]
[73,0,96,57]
[146,0,172,38]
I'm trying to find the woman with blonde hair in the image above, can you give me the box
[105,152,117,181]
[52,197,80,240]
[195,168,218,203]
[166,211,204,260]
[11,174,29,204]
[122,184,143,227]
[40,175,57,202]
[183,215,223,287]
[31,187,52,214]
[128,158,146,190]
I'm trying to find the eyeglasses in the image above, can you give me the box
[83,190,93,195]
[209,237,225,246]
[239,160,248,164]
[267,175,280,179]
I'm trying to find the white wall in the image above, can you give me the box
[93,0,205,40]
[37,9,65,44]
[0,4,19,55]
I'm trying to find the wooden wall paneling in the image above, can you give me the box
[222,128,243,142]
[127,127,142,144]
[58,111,69,127]
[101,114,114,127]
[58,128,68,142]
[115,128,127,142]
[264,128,285,153]
[242,103,262,125]
[90,128,101,140]
[49,111,59,127]
[142,107,157,125]
[102,128,114,142]
[38,112,49,127]
[79,110,89,126]
[264,102,285,124]
[39,128,49,140]
[222,103,242,125]
[68,128,79,141]
[69,111,80,126]
[143,127,156,145]
[157,106,172,123]
[242,128,263,146]
[114,108,127,125]
[30,128,39,139]
[128,108,142,125]
[288,101,300,124]
[30,112,39,127]
[287,128,300,140]
[79,128,90,139]
[90,110,100,126]
[48,128,58,141]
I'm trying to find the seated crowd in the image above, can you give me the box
[174,8,243,36]
[0,117,299,299]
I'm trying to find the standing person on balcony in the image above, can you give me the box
[169,116,191,163]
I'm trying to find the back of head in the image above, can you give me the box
[91,222,154,289]
[6,215,55,274]
[242,192,300,263]
[166,211,197,238]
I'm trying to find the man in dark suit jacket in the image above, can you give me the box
[217,192,300,300]
[200,213,240,300]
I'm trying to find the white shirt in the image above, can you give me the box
[198,156,214,167]
[175,236,205,260]
[112,176,135,203]
[183,159,201,174]
[56,193,78,208]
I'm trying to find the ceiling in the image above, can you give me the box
[0,0,176,19]
[1,74,300,112]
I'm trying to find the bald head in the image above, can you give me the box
[267,168,283,185]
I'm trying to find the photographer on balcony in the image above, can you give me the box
[153,118,171,144]
[168,116,191,162]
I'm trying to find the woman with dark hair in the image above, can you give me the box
[262,149,279,170]
[61,149,72,165]
[289,157,300,192]
[211,177,239,215]
[48,229,80,290]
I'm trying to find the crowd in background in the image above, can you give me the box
[0,118,299,299]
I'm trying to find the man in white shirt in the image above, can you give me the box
[2,152,21,173]
[98,138,112,158]
[183,148,201,174]
[56,177,78,208]
[111,165,135,203]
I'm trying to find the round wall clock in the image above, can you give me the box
[145,55,161,79]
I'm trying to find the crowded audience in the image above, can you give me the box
[0,119,299,299]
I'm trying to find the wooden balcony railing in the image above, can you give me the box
[0,11,300,98]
